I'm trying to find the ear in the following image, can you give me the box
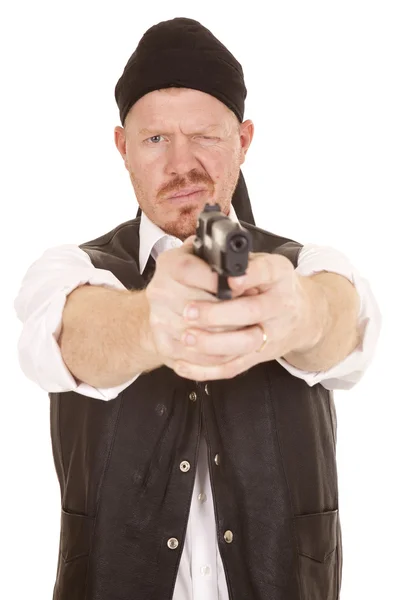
[114,126,128,166]
[239,120,254,164]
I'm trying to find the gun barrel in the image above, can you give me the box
[193,203,252,299]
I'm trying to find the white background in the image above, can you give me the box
[1,1,398,598]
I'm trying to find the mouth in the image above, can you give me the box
[167,188,208,202]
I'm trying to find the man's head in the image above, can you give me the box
[113,17,254,239]
[114,87,253,240]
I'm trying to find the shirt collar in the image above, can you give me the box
[139,204,239,274]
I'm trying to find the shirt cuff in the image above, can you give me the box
[17,268,139,400]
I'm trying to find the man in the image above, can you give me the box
[14,17,380,600]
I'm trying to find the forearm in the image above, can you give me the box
[59,285,163,388]
[283,271,361,372]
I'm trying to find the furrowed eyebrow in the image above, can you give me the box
[138,124,223,136]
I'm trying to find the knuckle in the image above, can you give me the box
[225,365,237,379]
[149,311,162,329]
[268,253,292,280]
[248,329,259,351]
[199,356,212,366]
[248,297,264,322]
[268,256,280,281]
[146,281,164,303]
[155,335,171,356]
[196,331,209,353]
[177,254,194,273]
[213,361,229,379]
[196,352,217,367]
[278,254,293,274]
[261,254,271,273]
[158,250,190,274]
[278,289,296,312]
[286,295,297,312]
[171,255,198,286]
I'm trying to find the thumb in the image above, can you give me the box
[169,235,196,257]
[183,234,197,246]
[181,234,197,253]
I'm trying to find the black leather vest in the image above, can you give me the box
[50,217,342,600]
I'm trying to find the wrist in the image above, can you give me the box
[290,274,330,354]
[138,290,164,372]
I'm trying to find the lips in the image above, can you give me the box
[169,187,207,199]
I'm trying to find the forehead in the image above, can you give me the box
[126,88,236,131]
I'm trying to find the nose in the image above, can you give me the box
[165,137,200,176]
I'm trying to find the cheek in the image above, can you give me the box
[210,147,240,177]
[127,154,157,186]
[126,141,158,173]
[200,150,230,181]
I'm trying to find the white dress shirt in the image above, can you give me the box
[14,205,381,600]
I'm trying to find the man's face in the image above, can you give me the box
[114,88,254,240]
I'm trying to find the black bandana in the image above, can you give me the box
[114,17,255,225]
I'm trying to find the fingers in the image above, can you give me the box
[174,353,255,382]
[182,294,270,328]
[180,324,265,357]
[147,234,258,374]
[157,245,219,296]
[161,336,239,367]
[228,252,294,294]
[182,282,299,329]
[157,245,244,299]
[146,278,219,327]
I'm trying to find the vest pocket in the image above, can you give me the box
[53,510,95,599]
[293,509,339,600]
[60,508,95,563]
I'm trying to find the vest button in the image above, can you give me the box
[224,530,234,543]
[155,403,166,416]
[180,460,190,472]
[167,537,179,550]
[189,391,197,402]
[204,384,210,395]
[214,453,220,465]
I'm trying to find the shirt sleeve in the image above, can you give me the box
[276,243,382,390]
[14,244,140,400]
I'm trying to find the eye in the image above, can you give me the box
[197,136,220,142]
[146,135,164,144]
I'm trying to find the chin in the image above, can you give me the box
[161,208,199,240]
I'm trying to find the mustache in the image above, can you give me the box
[159,172,213,197]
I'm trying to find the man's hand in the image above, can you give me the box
[172,252,325,381]
[145,235,248,374]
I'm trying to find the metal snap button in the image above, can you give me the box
[167,537,179,549]
[180,461,190,472]
[224,530,234,543]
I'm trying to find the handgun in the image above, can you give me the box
[193,203,252,300]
